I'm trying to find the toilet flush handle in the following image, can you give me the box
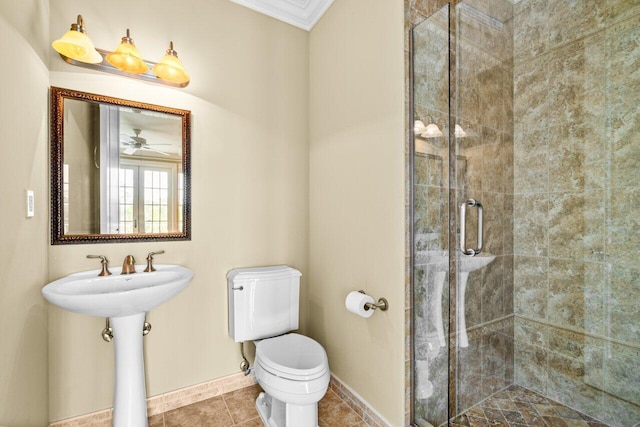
[231,285,243,291]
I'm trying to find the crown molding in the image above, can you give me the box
[230,0,334,31]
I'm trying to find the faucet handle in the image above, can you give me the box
[87,255,112,276]
[144,250,165,272]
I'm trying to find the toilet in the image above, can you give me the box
[227,266,329,427]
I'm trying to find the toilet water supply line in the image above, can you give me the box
[101,317,152,342]
[240,342,251,375]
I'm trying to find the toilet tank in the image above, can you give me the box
[227,265,301,342]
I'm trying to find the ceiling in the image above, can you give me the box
[119,108,183,159]
[229,0,335,31]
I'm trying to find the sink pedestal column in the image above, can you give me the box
[110,312,148,427]
[432,271,446,348]
[457,272,470,348]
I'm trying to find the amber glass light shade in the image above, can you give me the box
[153,42,190,84]
[106,29,149,74]
[52,15,102,64]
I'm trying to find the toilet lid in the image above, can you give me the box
[256,333,328,380]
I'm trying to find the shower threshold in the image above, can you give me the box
[449,385,611,427]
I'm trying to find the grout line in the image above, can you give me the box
[515,314,640,351]
[220,393,234,425]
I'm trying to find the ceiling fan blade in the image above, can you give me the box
[123,147,137,155]
[142,146,170,156]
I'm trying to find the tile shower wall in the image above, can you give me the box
[512,1,640,426]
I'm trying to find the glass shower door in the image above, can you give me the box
[412,5,450,427]
[452,0,515,419]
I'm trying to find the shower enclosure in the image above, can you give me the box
[409,1,639,426]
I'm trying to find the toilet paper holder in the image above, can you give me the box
[359,290,389,311]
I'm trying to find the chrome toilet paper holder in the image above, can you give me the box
[359,290,389,311]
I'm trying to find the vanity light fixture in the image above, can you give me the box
[414,117,444,138]
[51,15,102,64]
[454,124,468,138]
[152,42,190,85]
[106,29,149,74]
[52,15,190,88]
[422,123,444,138]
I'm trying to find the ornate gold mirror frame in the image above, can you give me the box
[50,86,191,244]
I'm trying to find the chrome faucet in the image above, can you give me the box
[144,250,165,272]
[121,255,136,274]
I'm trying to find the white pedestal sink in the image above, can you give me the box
[42,264,194,427]
[416,251,495,348]
[456,253,495,348]
[416,250,448,348]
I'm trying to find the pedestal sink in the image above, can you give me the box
[416,251,495,348]
[42,264,194,427]
[416,250,448,349]
[456,253,495,347]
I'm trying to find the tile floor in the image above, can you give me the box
[450,385,611,427]
[147,383,367,427]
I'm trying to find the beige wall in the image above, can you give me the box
[309,0,406,425]
[48,0,309,421]
[0,0,50,425]
[1,0,410,424]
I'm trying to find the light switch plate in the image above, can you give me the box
[26,190,34,217]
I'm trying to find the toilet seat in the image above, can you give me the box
[256,333,328,381]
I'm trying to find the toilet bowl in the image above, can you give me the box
[227,266,330,427]
[254,334,329,426]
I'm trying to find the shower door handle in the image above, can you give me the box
[459,199,483,257]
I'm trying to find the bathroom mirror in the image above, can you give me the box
[50,87,191,244]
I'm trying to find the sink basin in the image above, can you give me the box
[415,250,449,271]
[415,250,495,273]
[459,252,496,272]
[42,263,193,427]
[43,264,193,318]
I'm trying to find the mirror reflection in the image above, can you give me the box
[51,87,191,244]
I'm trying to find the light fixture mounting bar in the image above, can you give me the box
[57,48,189,88]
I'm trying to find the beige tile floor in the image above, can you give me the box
[148,384,367,427]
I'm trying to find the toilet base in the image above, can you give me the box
[256,392,318,427]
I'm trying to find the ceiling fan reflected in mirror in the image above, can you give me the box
[120,128,170,156]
